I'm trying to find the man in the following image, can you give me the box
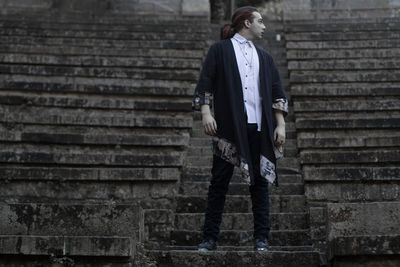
[192,6,288,251]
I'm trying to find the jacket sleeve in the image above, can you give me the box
[270,56,288,116]
[192,43,218,111]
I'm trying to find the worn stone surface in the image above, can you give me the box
[285,2,400,264]
[149,250,320,267]
[327,202,400,239]
[0,13,206,264]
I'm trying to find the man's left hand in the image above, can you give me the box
[274,124,286,147]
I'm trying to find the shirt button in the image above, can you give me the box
[246,75,248,77]
[245,87,247,89]
[244,100,247,102]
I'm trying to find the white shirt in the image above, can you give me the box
[231,33,262,131]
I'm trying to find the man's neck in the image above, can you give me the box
[237,30,253,41]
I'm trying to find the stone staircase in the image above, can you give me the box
[148,23,322,266]
[0,14,208,265]
[286,18,400,265]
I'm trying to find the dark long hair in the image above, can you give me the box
[220,6,258,40]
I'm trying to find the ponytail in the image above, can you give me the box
[220,23,235,40]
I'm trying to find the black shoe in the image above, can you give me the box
[254,238,269,251]
[197,239,217,251]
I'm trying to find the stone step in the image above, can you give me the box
[148,250,321,267]
[175,212,309,231]
[302,166,400,182]
[0,53,202,69]
[165,245,314,251]
[0,42,204,59]
[181,166,300,180]
[0,78,195,97]
[287,39,400,50]
[0,145,184,167]
[181,171,303,184]
[0,91,192,111]
[287,48,400,60]
[290,70,400,83]
[0,235,133,257]
[0,166,180,182]
[179,182,304,196]
[185,156,300,170]
[176,195,307,213]
[0,128,190,147]
[0,105,193,128]
[0,93,192,112]
[170,229,312,247]
[300,149,400,164]
[286,30,400,42]
[192,121,296,131]
[0,34,207,49]
[284,20,400,32]
[0,25,209,36]
[188,137,297,148]
[0,203,142,237]
[291,82,400,97]
[191,126,298,139]
[289,58,400,71]
[294,99,400,112]
[0,20,210,33]
[0,26,208,41]
[295,117,400,129]
[0,64,200,82]
[298,135,400,149]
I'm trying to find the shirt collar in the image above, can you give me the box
[232,33,252,46]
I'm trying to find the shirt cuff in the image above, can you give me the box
[272,98,288,116]
[192,92,213,111]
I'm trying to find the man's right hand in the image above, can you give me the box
[201,105,217,136]
[202,113,217,136]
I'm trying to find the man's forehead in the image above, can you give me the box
[252,12,263,20]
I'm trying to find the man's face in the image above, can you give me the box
[248,12,266,39]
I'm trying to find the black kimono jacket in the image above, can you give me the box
[193,39,288,186]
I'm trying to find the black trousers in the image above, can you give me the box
[203,124,270,242]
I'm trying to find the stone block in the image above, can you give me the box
[1,80,195,97]
[0,203,143,237]
[149,250,320,267]
[297,135,400,149]
[303,166,400,182]
[305,182,400,202]
[0,181,177,203]
[309,207,326,225]
[295,117,400,129]
[291,83,400,97]
[327,202,400,239]
[175,212,308,231]
[170,229,312,246]
[300,150,400,164]
[287,48,400,60]
[0,146,185,166]
[0,167,180,181]
[176,195,306,214]
[0,105,193,128]
[0,235,132,257]
[182,0,210,17]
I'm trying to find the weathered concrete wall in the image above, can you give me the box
[0,0,210,16]
[284,0,400,265]
[283,0,400,21]
[0,12,209,264]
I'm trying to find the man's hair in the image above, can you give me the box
[220,6,259,40]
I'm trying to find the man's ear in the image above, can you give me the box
[244,19,251,28]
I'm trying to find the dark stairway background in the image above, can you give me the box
[148,21,322,266]
[0,7,323,267]
[0,13,207,265]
